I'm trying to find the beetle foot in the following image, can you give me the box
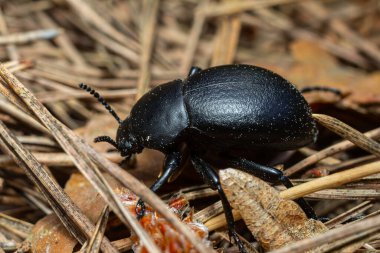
[135,199,145,220]
[229,230,248,253]
[342,215,365,224]
[317,216,330,223]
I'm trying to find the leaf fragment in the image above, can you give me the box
[219,168,327,251]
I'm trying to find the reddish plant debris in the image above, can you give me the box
[117,188,210,253]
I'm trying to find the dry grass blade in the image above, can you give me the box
[285,126,380,176]
[324,201,372,228]
[0,64,33,116]
[85,206,109,253]
[0,121,117,252]
[281,161,380,200]
[65,14,139,63]
[198,0,301,17]
[0,29,61,45]
[36,13,88,67]
[302,188,380,200]
[181,1,208,72]
[300,2,380,67]
[0,99,48,134]
[0,8,18,61]
[269,214,380,253]
[64,0,131,48]
[0,63,161,253]
[219,169,327,251]
[0,63,212,253]
[0,152,121,167]
[0,213,33,239]
[194,200,224,224]
[211,1,241,66]
[313,114,380,157]
[111,238,133,252]
[136,0,159,99]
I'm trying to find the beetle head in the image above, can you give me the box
[115,119,143,158]
[94,119,143,158]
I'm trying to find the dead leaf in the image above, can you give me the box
[29,173,122,252]
[219,168,327,251]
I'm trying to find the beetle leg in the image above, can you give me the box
[300,86,342,97]
[227,158,317,220]
[191,156,248,253]
[188,66,202,77]
[136,151,182,219]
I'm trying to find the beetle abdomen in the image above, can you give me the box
[182,64,317,151]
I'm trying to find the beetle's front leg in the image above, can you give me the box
[136,151,182,219]
[191,156,248,253]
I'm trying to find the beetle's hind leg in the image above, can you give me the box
[191,156,248,253]
[300,86,342,97]
[227,158,317,220]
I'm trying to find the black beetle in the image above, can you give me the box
[80,64,340,253]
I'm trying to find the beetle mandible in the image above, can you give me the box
[80,64,339,253]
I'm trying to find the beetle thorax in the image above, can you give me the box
[125,80,189,152]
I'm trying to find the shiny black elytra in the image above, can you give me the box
[80,64,338,253]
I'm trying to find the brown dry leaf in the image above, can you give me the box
[219,168,327,251]
[256,40,380,109]
[76,114,119,154]
[287,40,380,107]
[29,173,122,252]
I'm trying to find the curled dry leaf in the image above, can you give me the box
[29,173,122,252]
[219,168,327,251]
[116,188,210,253]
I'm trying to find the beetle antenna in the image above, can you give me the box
[79,83,122,124]
[94,136,119,149]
